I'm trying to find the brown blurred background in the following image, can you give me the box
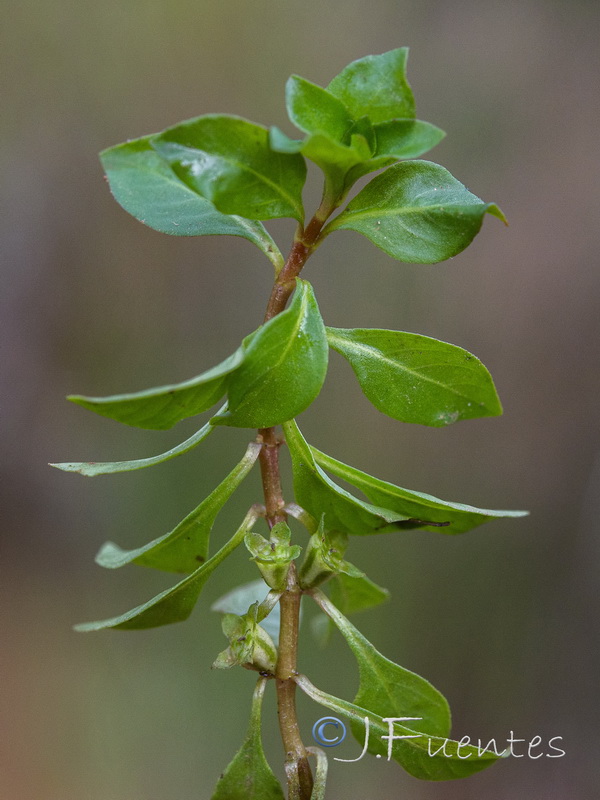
[2,1,599,798]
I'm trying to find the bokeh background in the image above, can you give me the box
[2,1,599,798]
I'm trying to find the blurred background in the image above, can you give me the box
[2,1,599,798]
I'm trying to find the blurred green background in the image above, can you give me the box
[2,0,599,798]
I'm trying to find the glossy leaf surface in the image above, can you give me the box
[49,412,219,476]
[327,49,415,124]
[296,675,502,781]
[326,327,502,426]
[283,420,408,535]
[215,281,328,428]
[68,349,244,430]
[313,589,450,737]
[100,137,283,269]
[345,119,445,184]
[96,443,261,573]
[286,75,353,142]
[151,114,306,222]
[326,161,506,263]
[211,678,284,800]
[74,509,258,631]
[312,447,528,534]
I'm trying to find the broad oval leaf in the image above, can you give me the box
[211,678,284,800]
[151,114,306,222]
[326,327,502,426]
[296,675,502,781]
[312,446,528,534]
[327,49,415,124]
[312,588,450,738]
[74,509,258,631]
[95,442,261,573]
[100,137,283,270]
[215,281,328,428]
[374,119,445,160]
[286,75,354,142]
[49,408,222,476]
[68,348,244,430]
[282,420,408,535]
[325,161,506,263]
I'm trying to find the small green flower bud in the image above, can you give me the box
[299,523,362,589]
[212,603,278,674]
[244,522,302,590]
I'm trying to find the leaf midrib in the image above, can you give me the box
[327,331,489,408]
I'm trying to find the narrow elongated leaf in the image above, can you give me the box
[95,442,261,573]
[286,75,354,142]
[50,407,223,476]
[312,589,450,737]
[326,327,502,426]
[100,137,283,270]
[296,675,502,781]
[325,161,506,263]
[68,348,244,430]
[74,508,259,631]
[327,49,415,124]
[215,281,328,428]
[211,677,284,800]
[312,446,528,534]
[151,114,306,222]
[282,420,408,535]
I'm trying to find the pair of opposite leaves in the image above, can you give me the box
[64,279,504,456]
[100,48,504,271]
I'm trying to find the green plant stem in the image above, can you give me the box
[257,201,333,800]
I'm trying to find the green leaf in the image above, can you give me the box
[327,49,415,124]
[211,677,284,800]
[374,119,445,160]
[49,412,219,476]
[74,508,259,631]
[344,119,446,186]
[326,327,502,426]
[312,446,528,534]
[68,348,244,431]
[100,137,284,270]
[286,75,354,142]
[312,570,390,647]
[312,589,450,738]
[296,674,502,781]
[95,442,261,573]
[330,571,390,616]
[325,161,506,263]
[151,114,306,222]
[215,281,328,428]
[282,420,409,535]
